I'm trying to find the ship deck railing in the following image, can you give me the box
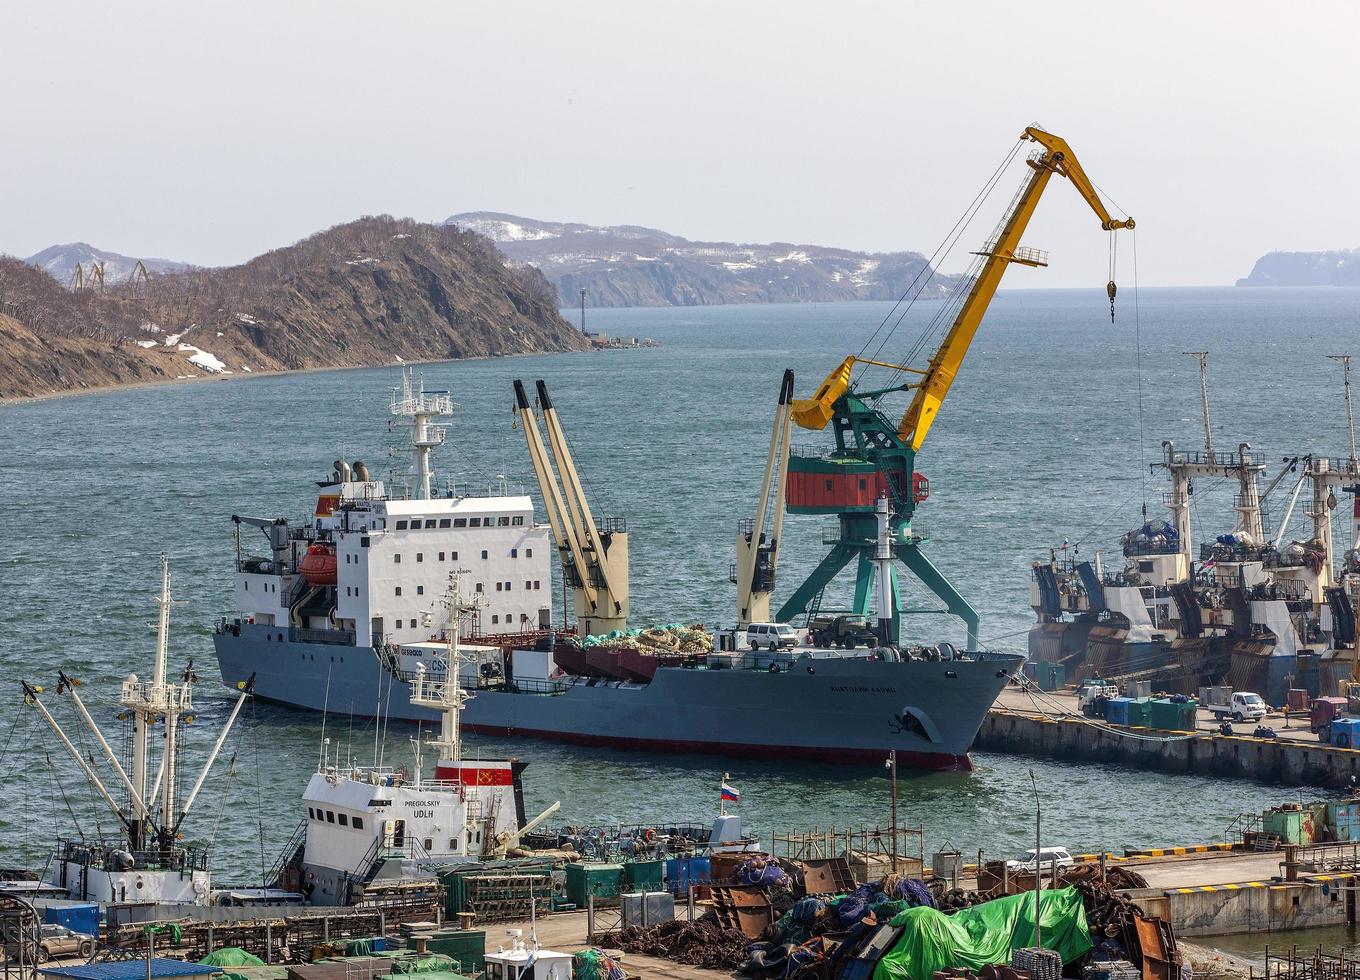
[1164,448,1265,469]
[54,837,209,874]
[1123,540,1180,558]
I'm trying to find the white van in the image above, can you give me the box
[1007,846,1074,872]
[746,623,798,651]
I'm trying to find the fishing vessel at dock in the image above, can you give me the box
[21,556,252,906]
[1028,354,1360,703]
[281,576,562,906]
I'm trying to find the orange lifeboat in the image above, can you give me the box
[298,544,338,586]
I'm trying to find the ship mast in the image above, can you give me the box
[408,572,479,781]
[390,371,455,501]
[23,555,253,855]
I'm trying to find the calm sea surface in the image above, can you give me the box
[2,286,1358,883]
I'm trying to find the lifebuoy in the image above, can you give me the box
[644,828,657,843]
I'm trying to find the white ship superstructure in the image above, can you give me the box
[227,373,553,658]
[294,578,560,906]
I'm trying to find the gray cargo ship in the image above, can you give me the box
[212,373,1022,770]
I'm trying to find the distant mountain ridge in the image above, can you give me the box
[0,216,587,400]
[1237,249,1360,286]
[24,242,190,285]
[446,211,963,307]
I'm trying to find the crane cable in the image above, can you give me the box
[1133,230,1147,519]
[853,138,1027,387]
[871,155,1035,399]
[853,137,1024,367]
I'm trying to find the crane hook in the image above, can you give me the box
[1106,280,1117,323]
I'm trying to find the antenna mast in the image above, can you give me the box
[409,572,479,779]
[1331,354,1357,465]
[1184,351,1213,454]
[390,371,455,501]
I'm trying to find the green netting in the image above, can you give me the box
[873,887,1093,980]
[572,949,625,980]
[387,954,459,974]
[345,940,374,957]
[201,948,266,968]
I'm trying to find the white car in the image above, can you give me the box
[1006,846,1075,872]
[746,623,798,652]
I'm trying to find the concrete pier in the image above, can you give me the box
[979,691,1360,788]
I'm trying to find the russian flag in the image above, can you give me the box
[720,781,740,803]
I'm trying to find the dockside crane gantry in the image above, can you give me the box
[780,126,1134,649]
[514,379,630,637]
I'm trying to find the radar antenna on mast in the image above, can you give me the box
[390,371,455,500]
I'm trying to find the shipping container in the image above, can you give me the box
[622,860,665,893]
[42,902,100,937]
[564,863,623,906]
[665,856,711,895]
[1106,697,1134,727]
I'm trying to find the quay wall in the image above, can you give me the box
[1125,877,1354,937]
[977,710,1360,788]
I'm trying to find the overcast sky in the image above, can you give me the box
[3,1,1357,287]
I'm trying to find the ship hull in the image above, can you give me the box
[215,625,1022,770]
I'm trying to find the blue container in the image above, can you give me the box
[43,902,99,937]
[1334,719,1360,748]
[665,856,711,895]
[1106,697,1133,727]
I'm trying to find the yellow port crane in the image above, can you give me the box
[792,126,1135,452]
[779,126,1134,646]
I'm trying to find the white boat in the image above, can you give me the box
[291,574,561,906]
[22,556,251,906]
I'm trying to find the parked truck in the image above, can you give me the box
[1311,696,1350,742]
[1199,686,1267,723]
[807,613,879,649]
[1076,682,1119,718]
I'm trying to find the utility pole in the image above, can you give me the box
[1330,354,1357,465]
[1029,768,1042,949]
[1183,351,1212,454]
[886,750,898,872]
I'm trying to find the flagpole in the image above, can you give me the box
[720,772,729,818]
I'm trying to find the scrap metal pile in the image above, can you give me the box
[594,917,751,970]
[594,853,1169,980]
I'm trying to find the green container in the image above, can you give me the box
[426,931,485,975]
[1145,698,1193,731]
[1262,807,1307,845]
[1125,697,1153,728]
[622,859,665,892]
[1031,662,1065,693]
[441,870,470,917]
[565,862,623,906]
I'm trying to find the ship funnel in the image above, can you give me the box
[333,459,352,482]
[353,460,371,481]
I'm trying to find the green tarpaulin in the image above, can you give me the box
[874,887,1093,980]
[201,949,266,968]
[388,955,459,974]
